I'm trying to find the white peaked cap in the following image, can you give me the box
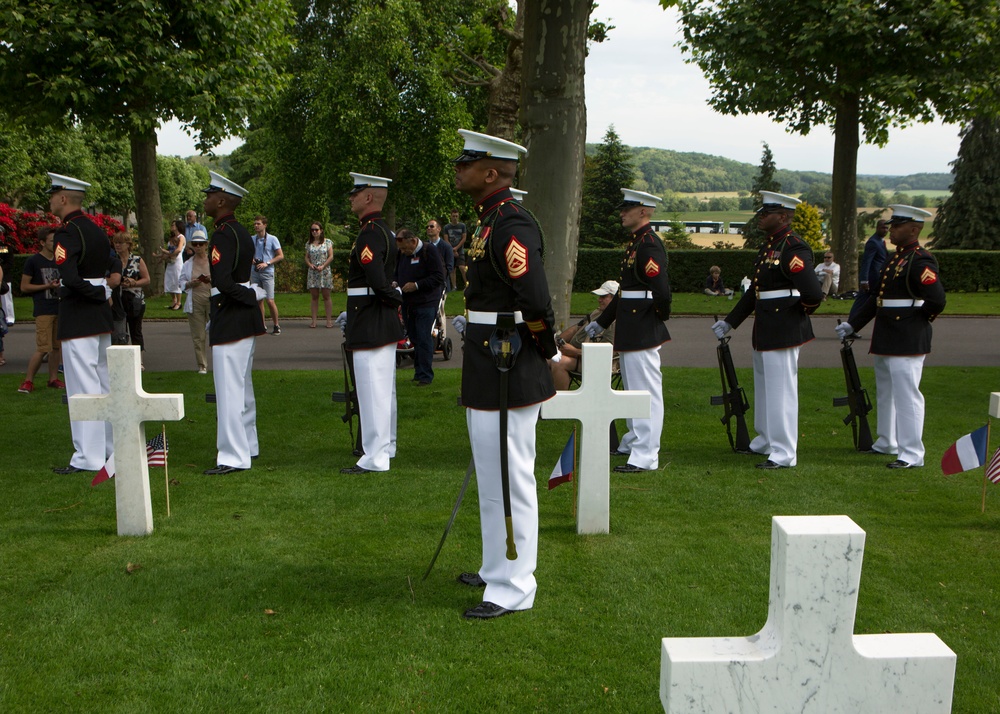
[203,171,248,198]
[510,188,528,202]
[619,188,662,208]
[47,172,91,193]
[349,173,392,192]
[454,129,527,162]
[758,191,801,211]
[886,204,932,223]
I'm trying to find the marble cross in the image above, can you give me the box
[540,343,650,534]
[69,346,184,536]
[660,515,957,713]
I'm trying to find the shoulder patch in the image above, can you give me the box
[920,267,938,285]
[788,256,805,273]
[360,245,374,265]
[505,237,528,278]
[211,246,221,265]
[54,243,67,265]
[644,258,660,277]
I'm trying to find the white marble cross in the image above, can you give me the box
[540,343,650,534]
[69,346,184,536]
[660,515,957,713]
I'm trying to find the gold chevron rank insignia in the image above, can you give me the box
[920,267,938,285]
[54,243,67,265]
[505,237,528,278]
[788,256,805,273]
[360,245,374,265]
[211,246,221,265]
[644,258,660,277]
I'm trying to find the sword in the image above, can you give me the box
[490,313,521,561]
[422,457,476,580]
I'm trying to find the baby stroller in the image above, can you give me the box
[395,291,453,367]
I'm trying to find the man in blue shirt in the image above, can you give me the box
[847,219,888,336]
[251,215,284,334]
[184,210,207,261]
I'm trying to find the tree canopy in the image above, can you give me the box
[932,117,1000,250]
[580,126,634,247]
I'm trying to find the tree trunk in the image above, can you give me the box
[830,95,860,292]
[486,0,524,141]
[130,129,164,296]
[519,0,590,328]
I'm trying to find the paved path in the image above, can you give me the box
[2,314,996,376]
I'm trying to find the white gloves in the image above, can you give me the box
[834,322,854,340]
[104,285,113,301]
[550,349,563,363]
[252,285,267,302]
[452,315,467,336]
[583,321,604,339]
[711,320,731,339]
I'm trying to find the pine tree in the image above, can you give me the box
[580,125,635,247]
[743,142,782,249]
[931,117,1000,249]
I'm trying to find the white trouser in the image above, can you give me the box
[62,334,113,470]
[617,347,663,470]
[468,404,541,611]
[212,337,258,469]
[873,355,925,466]
[750,346,800,467]
[354,342,397,471]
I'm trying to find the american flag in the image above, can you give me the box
[987,446,1000,485]
[147,433,168,467]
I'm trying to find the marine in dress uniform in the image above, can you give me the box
[453,129,558,620]
[711,192,823,469]
[341,173,403,474]
[587,188,671,473]
[836,205,946,468]
[202,171,266,475]
[49,173,114,474]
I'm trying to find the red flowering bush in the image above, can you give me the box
[0,203,124,253]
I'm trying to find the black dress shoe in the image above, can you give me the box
[52,465,89,474]
[463,601,513,620]
[611,449,629,457]
[613,464,651,473]
[886,460,918,469]
[340,465,373,474]
[755,460,788,470]
[203,465,247,475]
[457,572,487,588]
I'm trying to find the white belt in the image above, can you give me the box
[84,278,107,287]
[621,290,652,299]
[758,289,800,300]
[347,287,376,297]
[211,281,250,297]
[881,299,924,308]
[467,310,524,325]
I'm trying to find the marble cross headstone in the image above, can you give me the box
[660,515,957,713]
[69,346,185,536]
[540,343,650,534]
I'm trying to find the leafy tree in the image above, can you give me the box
[743,142,782,249]
[791,201,824,250]
[580,126,634,247]
[0,0,293,288]
[932,117,1000,250]
[660,0,1000,289]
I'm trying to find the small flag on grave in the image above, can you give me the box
[986,446,1000,485]
[91,454,116,487]
[941,425,988,475]
[548,429,575,490]
[90,434,169,486]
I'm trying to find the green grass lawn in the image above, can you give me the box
[2,367,998,712]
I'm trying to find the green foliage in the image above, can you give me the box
[156,157,208,229]
[932,117,1000,250]
[791,201,825,250]
[744,142,782,249]
[580,125,634,247]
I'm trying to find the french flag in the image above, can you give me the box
[941,425,989,476]
[92,453,115,486]
[548,429,575,490]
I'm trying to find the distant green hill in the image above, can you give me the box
[585,144,952,195]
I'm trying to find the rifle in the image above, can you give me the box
[833,324,874,452]
[331,342,364,457]
[709,327,752,453]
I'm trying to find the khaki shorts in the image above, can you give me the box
[35,314,60,353]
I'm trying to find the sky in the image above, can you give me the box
[157,0,962,176]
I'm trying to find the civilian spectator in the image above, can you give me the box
[443,209,467,290]
[305,221,335,328]
[395,227,444,385]
[426,218,454,291]
[183,210,207,260]
[704,265,734,296]
[18,226,63,392]
[180,232,212,373]
[156,220,186,309]
[113,232,151,368]
[551,280,618,390]
[251,215,283,334]
[815,251,841,299]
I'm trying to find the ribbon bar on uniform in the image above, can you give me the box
[467,310,525,325]
[880,299,925,308]
[210,281,250,297]
[758,289,801,300]
[621,290,653,299]
[347,287,376,297]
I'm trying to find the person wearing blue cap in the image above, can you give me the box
[201,171,267,475]
[835,205,946,469]
[452,129,558,621]
[47,173,115,474]
[711,191,823,469]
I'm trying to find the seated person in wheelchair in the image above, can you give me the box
[550,280,618,390]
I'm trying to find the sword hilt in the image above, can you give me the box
[505,517,517,560]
